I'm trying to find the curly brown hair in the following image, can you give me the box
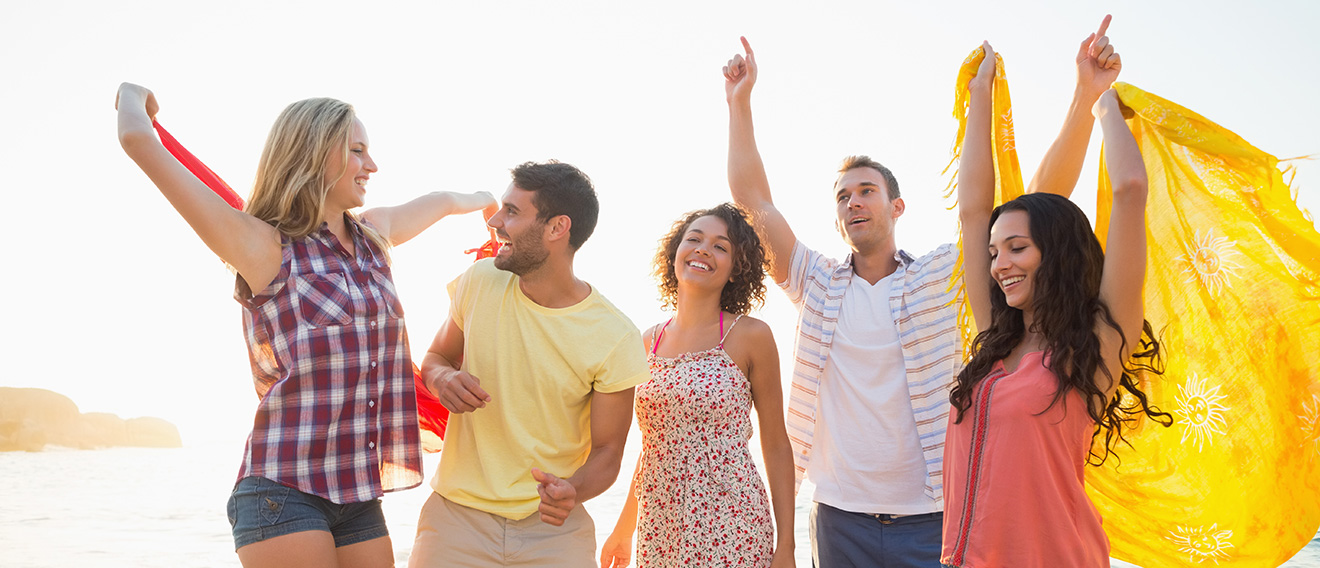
[654,203,768,315]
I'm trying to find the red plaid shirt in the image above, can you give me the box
[234,216,423,503]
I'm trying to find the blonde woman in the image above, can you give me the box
[116,83,494,568]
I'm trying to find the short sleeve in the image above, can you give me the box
[591,327,650,394]
[778,240,831,305]
[446,263,478,332]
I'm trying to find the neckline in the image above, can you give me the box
[995,350,1046,375]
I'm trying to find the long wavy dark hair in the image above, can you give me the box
[949,193,1172,465]
[654,203,768,315]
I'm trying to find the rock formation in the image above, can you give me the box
[0,387,183,451]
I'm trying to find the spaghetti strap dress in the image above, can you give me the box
[634,314,775,567]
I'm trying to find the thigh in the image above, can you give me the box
[407,493,505,568]
[336,535,395,568]
[237,531,339,568]
[507,505,596,567]
[810,503,882,568]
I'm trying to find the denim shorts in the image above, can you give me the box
[226,476,388,550]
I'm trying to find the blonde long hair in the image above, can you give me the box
[244,98,390,261]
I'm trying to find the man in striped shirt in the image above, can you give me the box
[722,33,1116,566]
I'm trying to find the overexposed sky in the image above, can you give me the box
[4,0,1317,444]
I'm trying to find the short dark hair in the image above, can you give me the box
[836,155,900,200]
[510,160,599,250]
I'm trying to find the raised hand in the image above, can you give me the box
[724,36,758,105]
[1076,15,1121,98]
[115,83,159,120]
[970,41,997,91]
[531,467,578,526]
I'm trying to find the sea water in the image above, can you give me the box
[1,443,1316,567]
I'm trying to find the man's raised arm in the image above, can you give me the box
[726,37,797,284]
[1027,15,1123,197]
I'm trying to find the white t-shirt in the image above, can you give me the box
[807,270,941,515]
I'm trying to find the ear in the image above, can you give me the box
[891,196,906,218]
[544,214,573,244]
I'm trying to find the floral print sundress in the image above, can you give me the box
[634,314,774,567]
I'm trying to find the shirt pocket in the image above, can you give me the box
[369,269,405,318]
[293,273,355,327]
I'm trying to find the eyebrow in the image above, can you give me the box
[989,234,1030,246]
[685,228,731,242]
[836,181,880,198]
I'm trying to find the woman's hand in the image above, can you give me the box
[115,83,158,120]
[599,529,632,568]
[969,41,996,92]
[769,549,796,568]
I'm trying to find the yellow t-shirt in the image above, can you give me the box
[432,259,649,519]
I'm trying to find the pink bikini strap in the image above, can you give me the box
[651,318,673,355]
[717,314,742,348]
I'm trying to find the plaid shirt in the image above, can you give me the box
[235,217,423,504]
[781,240,962,504]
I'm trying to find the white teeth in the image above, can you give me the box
[687,261,712,271]
[1001,276,1025,286]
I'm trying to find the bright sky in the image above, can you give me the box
[4,0,1317,444]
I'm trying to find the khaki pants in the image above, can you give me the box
[408,492,596,567]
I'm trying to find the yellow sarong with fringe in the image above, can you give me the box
[949,51,1320,567]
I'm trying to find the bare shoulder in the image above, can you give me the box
[725,315,777,362]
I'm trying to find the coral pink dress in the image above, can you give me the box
[634,315,774,567]
[941,351,1110,568]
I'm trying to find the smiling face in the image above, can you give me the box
[322,118,376,212]
[673,215,735,290]
[834,167,904,253]
[988,209,1042,312]
[486,183,551,275]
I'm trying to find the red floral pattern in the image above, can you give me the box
[634,346,774,566]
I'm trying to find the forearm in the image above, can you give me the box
[761,435,796,550]
[1026,85,1101,196]
[1097,102,1145,197]
[610,454,643,535]
[566,442,626,504]
[727,100,774,209]
[368,191,495,245]
[958,82,996,219]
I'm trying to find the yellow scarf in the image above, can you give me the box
[949,53,1320,567]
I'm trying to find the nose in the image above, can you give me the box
[486,211,504,230]
[992,252,1011,274]
[848,194,862,209]
[364,154,378,173]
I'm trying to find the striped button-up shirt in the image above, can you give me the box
[781,240,961,504]
[235,217,423,504]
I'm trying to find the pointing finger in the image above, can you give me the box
[741,36,753,56]
[1095,14,1112,41]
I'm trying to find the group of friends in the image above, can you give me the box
[117,15,1170,568]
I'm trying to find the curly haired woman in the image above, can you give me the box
[600,203,795,568]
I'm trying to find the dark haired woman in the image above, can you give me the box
[940,43,1170,567]
[600,203,795,568]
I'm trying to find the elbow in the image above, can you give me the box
[1110,176,1148,201]
[118,128,154,155]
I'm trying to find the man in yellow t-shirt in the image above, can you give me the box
[409,161,649,567]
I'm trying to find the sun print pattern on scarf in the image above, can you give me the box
[1182,230,1243,297]
[1167,523,1235,565]
[1174,373,1230,453]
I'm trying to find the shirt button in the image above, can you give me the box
[370,361,377,369]
[368,442,375,449]
[368,400,376,408]
[370,321,377,328]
